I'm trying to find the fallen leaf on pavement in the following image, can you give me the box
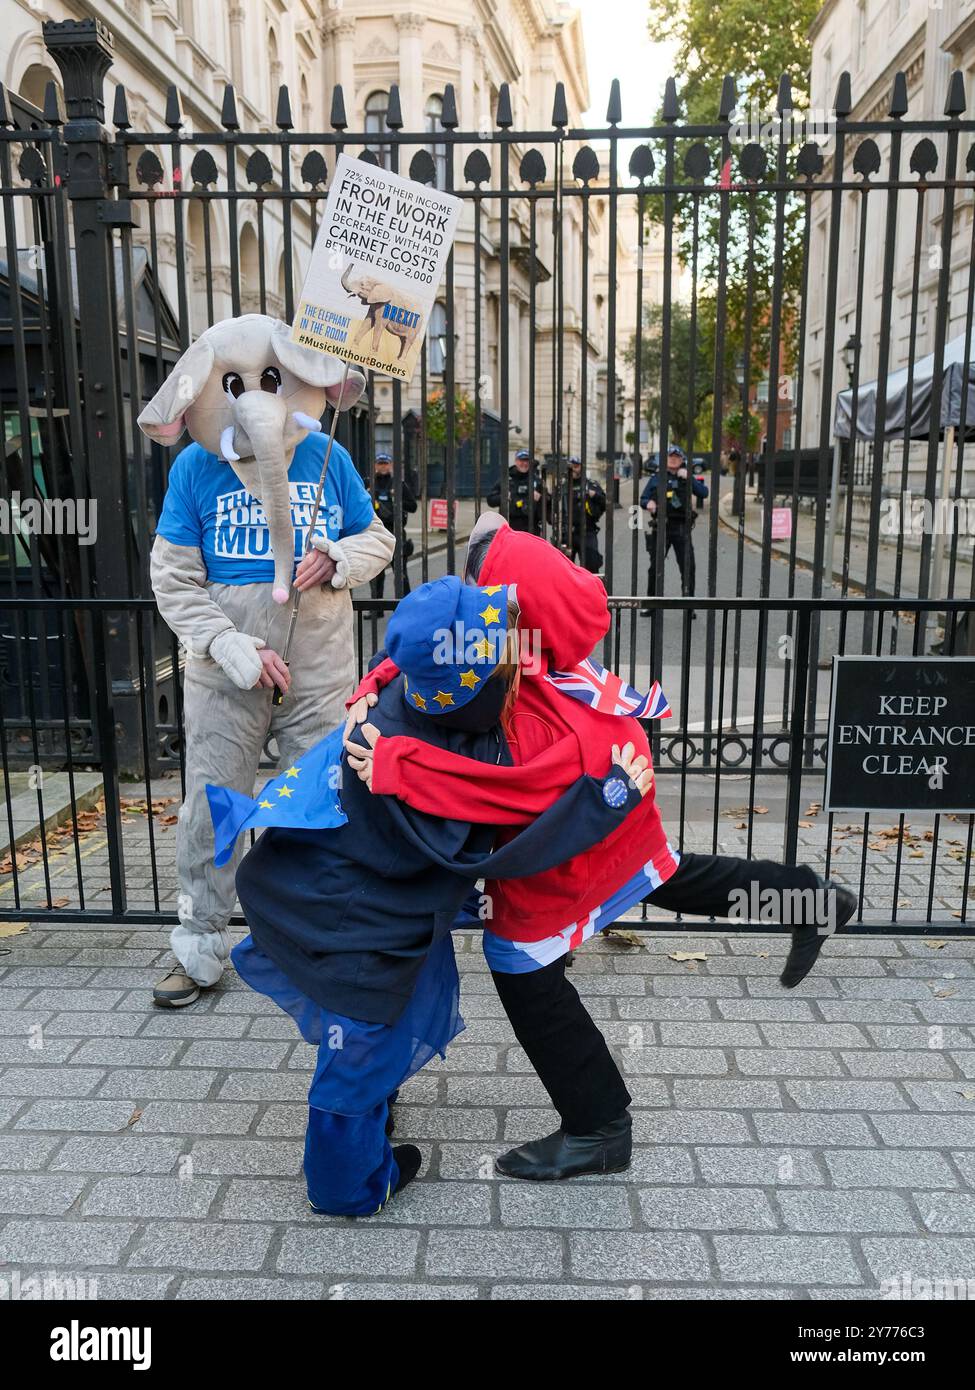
[0,921,28,938]
[923,940,948,950]
[669,951,707,962]
[602,929,644,948]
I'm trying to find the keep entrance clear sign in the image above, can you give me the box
[824,656,975,813]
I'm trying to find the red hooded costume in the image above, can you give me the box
[350,524,679,941]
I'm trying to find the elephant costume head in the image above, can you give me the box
[138,313,366,603]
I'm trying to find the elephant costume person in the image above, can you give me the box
[139,314,394,1005]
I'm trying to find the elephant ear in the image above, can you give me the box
[363,288,392,306]
[271,320,367,410]
[325,367,367,412]
[137,335,215,445]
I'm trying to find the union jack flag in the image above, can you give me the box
[544,657,672,720]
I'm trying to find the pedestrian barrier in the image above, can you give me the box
[0,594,971,934]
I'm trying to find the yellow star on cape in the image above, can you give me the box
[459,669,481,689]
[284,765,300,779]
[433,690,456,709]
[472,637,494,660]
[481,585,503,595]
[479,604,501,625]
[276,785,294,799]
[259,799,274,810]
[411,691,427,710]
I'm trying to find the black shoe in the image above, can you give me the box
[391,1144,422,1196]
[639,605,652,617]
[307,1143,423,1217]
[495,1115,632,1181]
[780,880,858,989]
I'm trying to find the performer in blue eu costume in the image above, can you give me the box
[229,575,650,1215]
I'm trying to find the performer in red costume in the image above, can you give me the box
[345,515,856,1181]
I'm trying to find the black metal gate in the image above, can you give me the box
[0,17,973,931]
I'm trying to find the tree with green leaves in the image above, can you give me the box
[424,389,477,447]
[643,0,818,411]
[646,0,819,125]
[626,297,738,450]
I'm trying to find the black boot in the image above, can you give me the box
[391,1144,422,1196]
[496,1114,632,1181]
[781,880,858,989]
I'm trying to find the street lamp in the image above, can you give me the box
[827,334,861,591]
[565,381,576,458]
[732,354,747,516]
[841,333,860,387]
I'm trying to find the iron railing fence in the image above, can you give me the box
[3,21,975,773]
[1,595,971,935]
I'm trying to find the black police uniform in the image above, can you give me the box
[371,470,418,597]
[563,472,606,573]
[640,465,709,602]
[487,464,546,534]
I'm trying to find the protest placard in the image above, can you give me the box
[291,153,462,384]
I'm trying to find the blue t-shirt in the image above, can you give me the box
[155,434,375,585]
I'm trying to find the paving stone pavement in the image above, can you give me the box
[1,916,975,1301]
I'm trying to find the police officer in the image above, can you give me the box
[487,448,546,533]
[562,456,605,573]
[370,452,417,597]
[639,445,708,617]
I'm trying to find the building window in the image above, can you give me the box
[428,301,447,375]
[364,91,393,170]
[425,93,447,189]
[268,28,281,119]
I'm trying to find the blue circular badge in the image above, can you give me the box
[602,776,629,808]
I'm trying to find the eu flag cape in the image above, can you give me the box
[206,723,348,867]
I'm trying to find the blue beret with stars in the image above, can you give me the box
[386,575,511,715]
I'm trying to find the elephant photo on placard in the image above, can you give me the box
[341,262,424,362]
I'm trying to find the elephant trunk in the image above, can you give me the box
[232,391,296,605]
[340,262,355,295]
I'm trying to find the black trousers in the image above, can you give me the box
[645,525,695,596]
[370,543,412,598]
[570,529,602,573]
[491,851,822,1136]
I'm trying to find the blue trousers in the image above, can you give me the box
[304,1099,398,1216]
